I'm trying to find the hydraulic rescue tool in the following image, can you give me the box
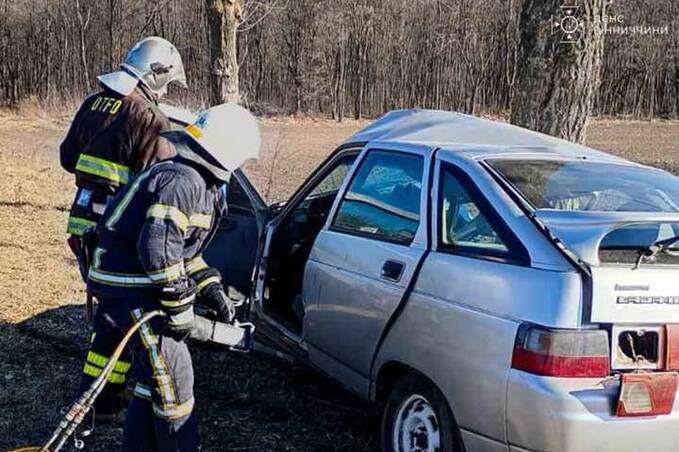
[8,310,254,452]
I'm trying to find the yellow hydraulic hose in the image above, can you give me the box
[8,310,166,452]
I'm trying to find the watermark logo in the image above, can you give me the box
[552,5,584,44]
[551,3,670,45]
[603,14,670,37]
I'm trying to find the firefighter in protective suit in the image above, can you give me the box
[61,36,187,420]
[60,36,186,248]
[83,103,260,451]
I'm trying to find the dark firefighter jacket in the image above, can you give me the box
[87,146,227,300]
[60,84,175,236]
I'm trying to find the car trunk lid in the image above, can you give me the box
[535,210,679,324]
[590,266,679,323]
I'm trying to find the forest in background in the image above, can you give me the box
[1,0,678,119]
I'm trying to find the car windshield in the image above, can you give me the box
[489,159,679,212]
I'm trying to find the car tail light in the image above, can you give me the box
[616,372,678,416]
[665,325,679,370]
[511,325,610,377]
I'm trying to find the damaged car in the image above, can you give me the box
[174,108,679,452]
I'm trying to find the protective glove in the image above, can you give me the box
[192,267,236,323]
[159,277,197,340]
[158,274,252,348]
[201,283,236,323]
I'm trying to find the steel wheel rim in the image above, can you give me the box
[392,393,441,452]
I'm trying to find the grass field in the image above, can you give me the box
[1,111,678,451]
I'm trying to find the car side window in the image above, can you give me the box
[307,155,357,198]
[294,154,357,212]
[227,174,254,216]
[438,163,529,264]
[332,150,424,245]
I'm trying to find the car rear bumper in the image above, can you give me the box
[506,369,679,452]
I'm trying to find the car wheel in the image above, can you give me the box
[380,374,463,452]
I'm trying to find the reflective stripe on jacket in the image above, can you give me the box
[60,84,175,235]
[87,150,226,299]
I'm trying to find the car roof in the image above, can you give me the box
[344,109,632,164]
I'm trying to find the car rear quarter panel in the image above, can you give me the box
[507,371,679,452]
[371,251,584,446]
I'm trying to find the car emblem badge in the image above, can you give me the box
[615,284,650,292]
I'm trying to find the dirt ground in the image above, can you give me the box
[0,111,678,451]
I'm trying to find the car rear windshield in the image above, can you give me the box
[599,223,679,264]
[489,159,679,212]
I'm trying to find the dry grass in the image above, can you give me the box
[0,112,678,451]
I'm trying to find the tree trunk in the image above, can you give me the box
[205,0,241,105]
[510,0,605,143]
[467,81,480,115]
[674,53,679,118]
[673,10,679,118]
[108,0,118,69]
[45,12,52,101]
[75,0,91,93]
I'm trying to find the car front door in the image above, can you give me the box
[303,144,432,396]
[204,170,268,301]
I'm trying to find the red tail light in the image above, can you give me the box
[665,325,679,370]
[616,372,678,416]
[511,325,610,377]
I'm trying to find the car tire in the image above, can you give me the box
[380,374,464,452]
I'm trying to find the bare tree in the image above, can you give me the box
[453,0,499,115]
[282,0,318,114]
[669,1,679,117]
[74,0,92,93]
[0,0,676,122]
[511,0,606,143]
[205,0,242,105]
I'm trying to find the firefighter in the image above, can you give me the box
[83,103,260,450]
[60,36,186,255]
[60,36,187,421]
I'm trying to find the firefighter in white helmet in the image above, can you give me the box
[61,36,187,242]
[83,103,259,450]
[60,36,188,421]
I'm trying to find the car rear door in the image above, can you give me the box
[303,143,432,396]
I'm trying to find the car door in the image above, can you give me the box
[251,149,360,350]
[303,144,432,396]
[203,169,268,300]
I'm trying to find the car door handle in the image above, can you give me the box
[381,260,405,282]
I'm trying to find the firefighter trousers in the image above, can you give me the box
[123,305,198,452]
[80,297,198,450]
[79,302,133,416]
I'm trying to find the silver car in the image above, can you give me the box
[201,110,679,452]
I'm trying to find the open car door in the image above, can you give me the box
[203,170,268,304]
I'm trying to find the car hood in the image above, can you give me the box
[535,210,679,266]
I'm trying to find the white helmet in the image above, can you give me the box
[98,37,187,96]
[177,103,261,182]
